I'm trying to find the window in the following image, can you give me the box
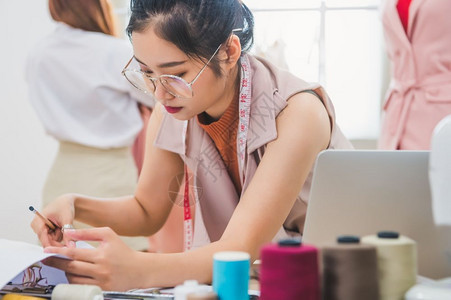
[111,0,130,39]
[245,0,384,140]
[115,0,385,140]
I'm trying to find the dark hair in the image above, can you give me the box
[126,0,254,76]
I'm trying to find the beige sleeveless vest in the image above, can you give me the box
[154,54,353,243]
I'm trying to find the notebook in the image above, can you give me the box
[302,150,451,279]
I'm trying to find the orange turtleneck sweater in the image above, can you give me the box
[197,95,241,194]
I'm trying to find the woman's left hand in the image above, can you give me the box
[43,227,142,291]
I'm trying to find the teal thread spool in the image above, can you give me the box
[213,251,250,300]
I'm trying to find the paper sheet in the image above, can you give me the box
[1,238,74,289]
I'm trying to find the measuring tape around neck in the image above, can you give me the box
[183,55,252,251]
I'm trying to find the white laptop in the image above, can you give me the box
[302,150,451,279]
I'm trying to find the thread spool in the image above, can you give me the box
[259,239,320,300]
[51,284,103,300]
[212,251,250,300]
[362,231,417,300]
[187,291,218,300]
[174,280,211,300]
[322,235,379,300]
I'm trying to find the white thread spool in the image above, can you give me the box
[51,284,103,300]
[362,231,417,300]
[174,280,211,300]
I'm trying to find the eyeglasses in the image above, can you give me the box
[122,43,221,99]
[122,29,242,99]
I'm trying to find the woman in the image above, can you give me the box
[378,0,451,150]
[32,0,352,290]
[26,0,154,250]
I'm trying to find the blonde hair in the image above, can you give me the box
[49,0,118,36]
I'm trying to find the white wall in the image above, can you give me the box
[0,1,57,243]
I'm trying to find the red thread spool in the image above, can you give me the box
[259,239,320,300]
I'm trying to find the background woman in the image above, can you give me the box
[26,0,154,250]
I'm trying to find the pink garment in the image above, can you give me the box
[379,0,451,150]
[155,54,353,244]
[396,0,413,33]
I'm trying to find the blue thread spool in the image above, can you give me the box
[213,251,250,300]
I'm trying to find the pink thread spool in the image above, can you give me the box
[259,239,320,300]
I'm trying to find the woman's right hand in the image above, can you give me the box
[31,193,77,247]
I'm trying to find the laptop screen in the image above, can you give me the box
[302,150,451,279]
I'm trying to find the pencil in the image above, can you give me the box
[29,206,57,230]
